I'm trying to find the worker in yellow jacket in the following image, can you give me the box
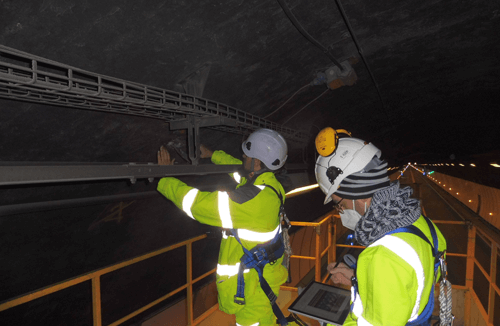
[314,129,450,326]
[157,128,289,326]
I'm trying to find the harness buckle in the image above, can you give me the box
[234,295,245,305]
[267,291,277,305]
[253,248,266,263]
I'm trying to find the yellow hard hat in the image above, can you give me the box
[315,128,352,156]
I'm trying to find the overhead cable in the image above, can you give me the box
[334,0,393,126]
[263,84,310,119]
[282,89,330,126]
[276,0,343,70]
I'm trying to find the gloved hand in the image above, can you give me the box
[327,262,354,286]
[157,146,175,165]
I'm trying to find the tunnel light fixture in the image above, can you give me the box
[469,200,472,202]
[459,163,464,167]
[446,163,449,166]
[449,188,452,190]
[491,163,500,168]
[456,192,459,195]
[490,213,493,216]
[439,182,441,184]
[451,164,455,166]
[470,163,476,167]
[286,184,319,196]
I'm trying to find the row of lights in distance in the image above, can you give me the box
[410,163,500,168]
[413,164,496,217]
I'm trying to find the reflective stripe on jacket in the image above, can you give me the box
[157,150,288,314]
[343,215,447,326]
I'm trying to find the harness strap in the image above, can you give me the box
[231,183,289,325]
[263,184,284,206]
[387,215,441,326]
[233,229,288,325]
[264,184,290,227]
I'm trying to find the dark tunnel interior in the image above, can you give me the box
[1,0,499,325]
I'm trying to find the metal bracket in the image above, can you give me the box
[169,116,238,165]
[315,226,321,235]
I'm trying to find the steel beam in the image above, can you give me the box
[0,191,159,216]
[0,163,241,186]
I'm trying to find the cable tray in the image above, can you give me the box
[0,45,308,143]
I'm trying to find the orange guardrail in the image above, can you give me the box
[0,234,217,326]
[287,212,338,286]
[464,223,499,326]
[1,214,497,325]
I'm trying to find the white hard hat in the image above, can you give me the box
[315,137,381,204]
[242,128,288,170]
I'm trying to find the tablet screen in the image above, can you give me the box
[288,282,351,325]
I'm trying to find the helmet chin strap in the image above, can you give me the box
[244,158,269,184]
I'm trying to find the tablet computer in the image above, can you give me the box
[288,282,351,325]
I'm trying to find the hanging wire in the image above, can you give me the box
[264,84,310,119]
[334,0,394,130]
[282,88,330,125]
[276,0,344,70]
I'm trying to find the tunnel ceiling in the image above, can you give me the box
[1,0,499,166]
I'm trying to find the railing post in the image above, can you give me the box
[332,216,337,264]
[315,226,321,282]
[464,225,476,326]
[186,242,193,325]
[488,243,497,324]
[328,216,333,267]
[92,276,102,326]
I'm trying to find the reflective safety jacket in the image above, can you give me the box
[342,215,447,326]
[157,150,288,315]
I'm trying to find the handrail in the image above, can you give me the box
[466,225,499,326]
[286,212,338,288]
[1,212,497,325]
[0,234,217,326]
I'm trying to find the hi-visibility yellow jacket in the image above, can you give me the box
[157,150,288,315]
[339,215,447,326]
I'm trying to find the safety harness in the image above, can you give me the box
[231,184,291,326]
[351,215,449,326]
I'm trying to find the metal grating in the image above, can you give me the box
[0,45,309,143]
